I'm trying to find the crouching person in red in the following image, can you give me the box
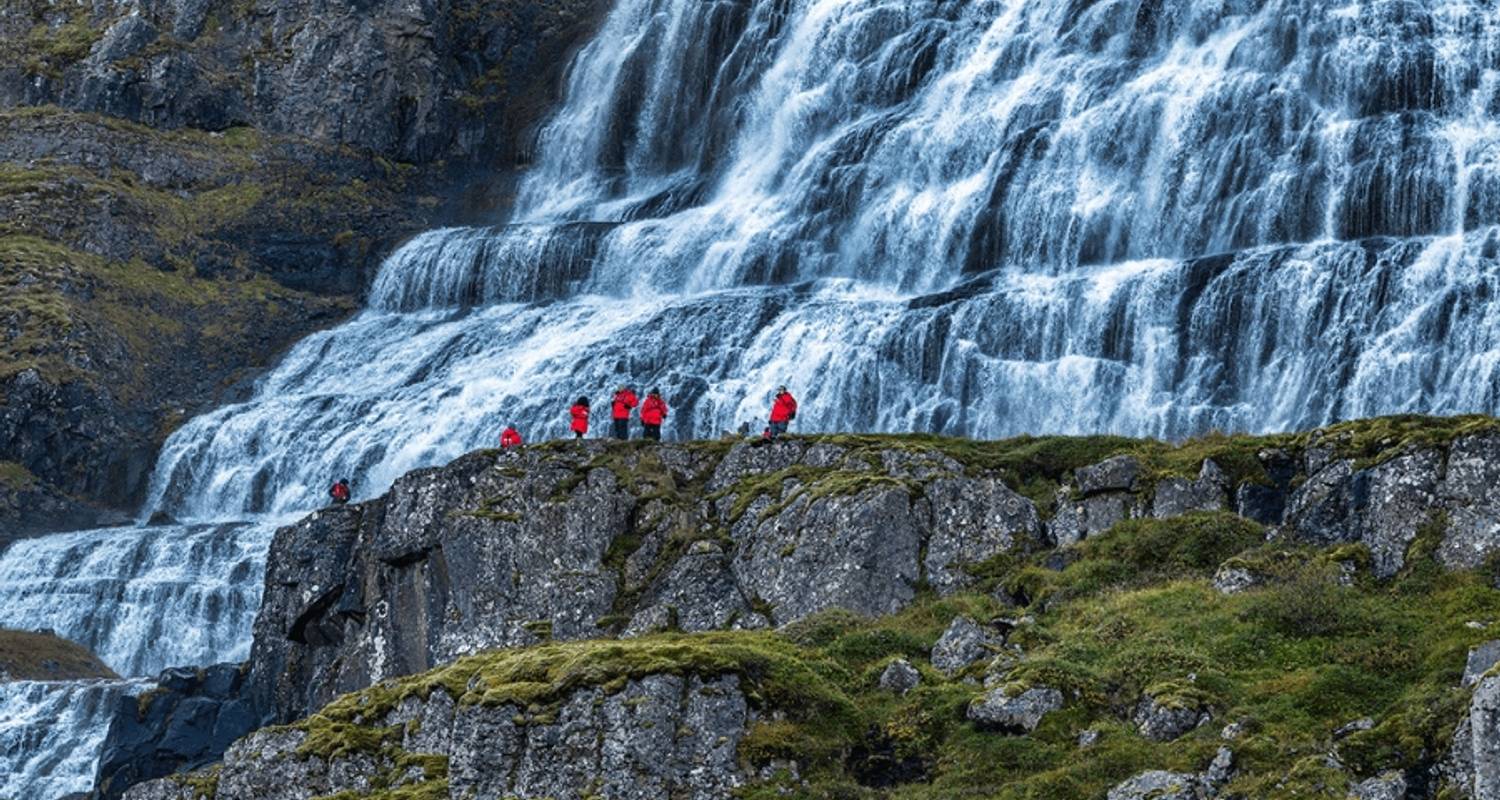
[640,389,668,441]
[767,386,797,439]
[500,425,523,449]
[329,478,351,505]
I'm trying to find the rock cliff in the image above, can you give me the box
[108,416,1500,799]
[0,0,605,534]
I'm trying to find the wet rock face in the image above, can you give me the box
[125,674,752,800]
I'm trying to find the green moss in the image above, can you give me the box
[0,461,36,490]
[1300,415,1500,470]
[166,764,220,800]
[0,628,117,680]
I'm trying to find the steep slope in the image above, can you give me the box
[121,420,1500,799]
[0,0,606,537]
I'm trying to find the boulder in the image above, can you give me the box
[878,659,921,695]
[1212,565,1260,595]
[967,686,1064,733]
[1050,491,1134,545]
[1284,450,1443,578]
[127,674,752,800]
[1076,456,1143,495]
[1350,771,1407,800]
[1439,434,1500,570]
[96,664,257,800]
[923,477,1040,594]
[1106,771,1207,800]
[1466,641,1500,688]
[931,616,1002,677]
[1134,694,1210,742]
[1447,673,1500,799]
[1152,460,1229,519]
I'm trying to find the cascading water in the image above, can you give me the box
[0,680,147,799]
[145,0,1500,518]
[5,0,1500,796]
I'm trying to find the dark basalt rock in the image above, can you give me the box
[94,664,256,800]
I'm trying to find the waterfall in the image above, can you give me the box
[0,524,275,678]
[6,0,1500,795]
[145,0,1500,521]
[0,680,145,799]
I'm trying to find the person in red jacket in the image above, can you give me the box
[640,389,668,441]
[500,425,523,449]
[570,397,591,440]
[767,385,797,439]
[329,478,351,505]
[610,385,638,440]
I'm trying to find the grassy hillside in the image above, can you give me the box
[186,506,1498,799]
[0,628,118,680]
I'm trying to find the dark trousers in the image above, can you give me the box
[767,421,789,439]
[643,423,661,441]
[612,418,630,439]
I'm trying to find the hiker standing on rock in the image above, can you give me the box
[640,389,668,441]
[329,478,351,505]
[570,397,591,440]
[611,385,638,440]
[766,385,798,440]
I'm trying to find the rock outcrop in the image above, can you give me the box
[243,438,1050,724]
[125,674,752,800]
[101,420,1500,797]
[95,665,256,800]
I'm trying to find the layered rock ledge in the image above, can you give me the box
[109,416,1500,799]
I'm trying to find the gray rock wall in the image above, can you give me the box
[124,674,752,800]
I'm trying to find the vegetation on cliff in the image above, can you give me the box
[171,415,1500,798]
[0,628,118,680]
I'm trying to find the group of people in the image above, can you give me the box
[333,385,799,504]
[566,385,672,442]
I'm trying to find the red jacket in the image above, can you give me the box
[570,404,590,434]
[330,482,350,502]
[611,389,638,420]
[641,395,668,425]
[770,392,798,423]
[500,427,523,448]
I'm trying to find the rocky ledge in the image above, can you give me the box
[112,416,1500,799]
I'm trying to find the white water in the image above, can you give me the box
[0,680,145,800]
[7,0,1500,796]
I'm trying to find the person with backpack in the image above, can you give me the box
[640,389,668,441]
[329,478,351,505]
[500,425,523,449]
[767,386,798,439]
[570,397,591,440]
[611,385,638,440]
